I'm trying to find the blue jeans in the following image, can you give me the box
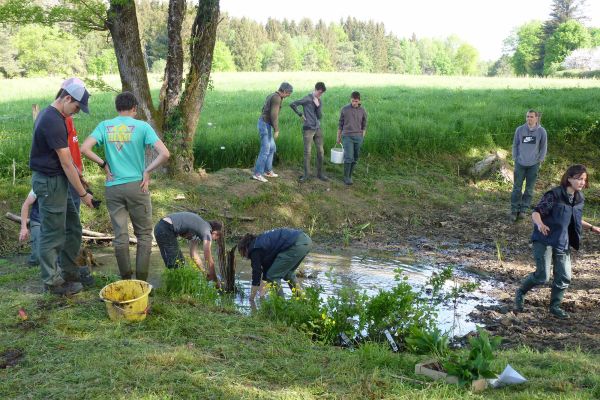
[342,135,364,163]
[511,162,540,213]
[254,118,276,176]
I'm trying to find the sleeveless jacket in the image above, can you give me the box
[531,186,584,251]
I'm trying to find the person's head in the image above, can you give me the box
[350,91,361,108]
[209,220,223,241]
[55,77,85,100]
[115,91,138,114]
[314,82,326,98]
[561,164,589,191]
[237,233,257,258]
[56,80,90,115]
[526,109,540,127]
[278,82,293,98]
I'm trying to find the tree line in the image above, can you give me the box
[0,0,598,80]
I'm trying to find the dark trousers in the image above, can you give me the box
[154,220,184,269]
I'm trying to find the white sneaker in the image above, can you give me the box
[264,171,279,178]
[251,174,268,183]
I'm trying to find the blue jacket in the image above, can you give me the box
[531,186,584,251]
[249,228,301,285]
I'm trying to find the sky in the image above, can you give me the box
[220,0,600,61]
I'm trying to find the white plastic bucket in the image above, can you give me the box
[330,144,344,164]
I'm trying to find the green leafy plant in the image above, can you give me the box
[405,326,450,358]
[442,327,502,385]
[159,264,220,306]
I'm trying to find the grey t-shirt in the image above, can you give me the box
[168,212,212,241]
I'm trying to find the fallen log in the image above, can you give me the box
[5,212,138,244]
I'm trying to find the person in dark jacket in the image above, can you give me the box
[237,228,312,301]
[514,164,600,319]
[290,82,328,182]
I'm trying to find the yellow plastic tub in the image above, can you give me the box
[99,280,152,322]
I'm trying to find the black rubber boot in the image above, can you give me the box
[115,247,132,280]
[549,287,569,319]
[343,163,352,185]
[135,244,152,282]
[514,275,536,312]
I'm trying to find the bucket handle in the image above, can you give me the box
[334,142,343,149]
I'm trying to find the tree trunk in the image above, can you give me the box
[107,0,159,129]
[159,0,186,119]
[165,0,220,176]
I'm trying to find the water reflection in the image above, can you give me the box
[90,246,497,337]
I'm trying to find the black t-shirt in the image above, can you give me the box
[29,106,68,176]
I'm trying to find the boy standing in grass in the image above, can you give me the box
[510,109,547,222]
[30,80,94,296]
[252,82,294,183]
[337,91,367,186]
[290,82,328,182]
[81,92,170,282]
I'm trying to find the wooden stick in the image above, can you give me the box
[5,212,138,244]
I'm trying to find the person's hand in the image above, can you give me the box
[591,225,600,235]
[536,222,550,236]
[81,192,94,208]
[140,171,150,193]
[274,131,279,140]
[336,136,342,145]
[103,164,114,182]
[19,227,30,242]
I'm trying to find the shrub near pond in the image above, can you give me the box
[259,266,477,348]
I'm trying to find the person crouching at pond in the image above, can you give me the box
[510,109,547,223]
[154,212,222,283]
[237,228,312,302]
[514,164,600,319]
[337,91,367,185]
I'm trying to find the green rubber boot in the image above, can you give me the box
[114,247,132,280]
[514,275,536,312]
[549,287,569,319]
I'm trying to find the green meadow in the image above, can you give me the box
[1,72,600,175]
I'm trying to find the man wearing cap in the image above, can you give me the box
[251,82,293,183]
[81,91,170,282]
[30,79,94,296]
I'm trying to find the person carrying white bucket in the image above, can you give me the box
[336,91,368,185]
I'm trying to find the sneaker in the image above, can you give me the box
[251,174,268,183]
[44,281,83,296]
[264,171,278,178]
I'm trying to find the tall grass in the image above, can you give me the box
[1,72,600,175]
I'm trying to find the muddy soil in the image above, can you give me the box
[358,203,600,352]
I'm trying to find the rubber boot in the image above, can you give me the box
[549,287,569,319]
[135,244,152,282]
[343,163,352,185]
[79,266,95,287]
[114,247,132,279]
[316,165,329,182]
[514,275,536,312]
[299,159,310,182]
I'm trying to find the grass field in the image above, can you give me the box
[1,72,600,175]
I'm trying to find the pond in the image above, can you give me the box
[89,245,499,337]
